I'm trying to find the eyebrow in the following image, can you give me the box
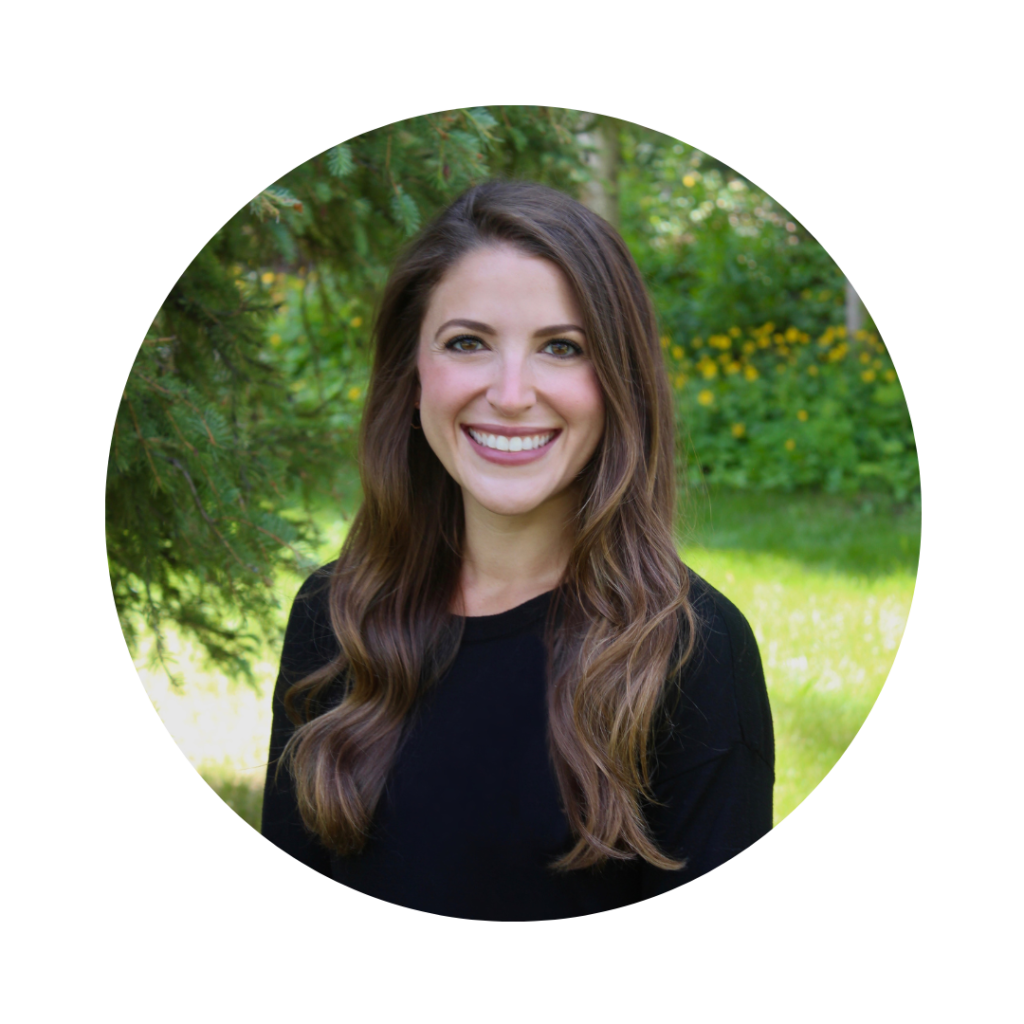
[434,319,586,341]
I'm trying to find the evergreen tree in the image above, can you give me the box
[107,107,591,679]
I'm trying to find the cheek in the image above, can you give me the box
[416,355,452,411]
[416,354,477,423]
[564,367,606,437]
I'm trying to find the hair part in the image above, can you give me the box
[281,179,695,870]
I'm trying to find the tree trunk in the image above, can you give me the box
[845,277,865,338]
[578,117,620,229]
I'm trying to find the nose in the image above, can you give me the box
[486,350,535,416]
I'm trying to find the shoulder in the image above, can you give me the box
[654,569,774,778]
[291,560,335,609]
[687,571,767,717]
[277,562,339,686]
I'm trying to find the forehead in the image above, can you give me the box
[423,244,582,329]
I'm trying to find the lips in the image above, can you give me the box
[462,423,565,464]
[462,423,565,436]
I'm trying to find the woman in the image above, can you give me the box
[261,180,774,921]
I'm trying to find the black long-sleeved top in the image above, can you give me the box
[261,567,774,921]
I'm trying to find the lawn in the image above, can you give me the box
[133,485,919,832]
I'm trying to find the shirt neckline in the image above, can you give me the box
[458,590,554,645]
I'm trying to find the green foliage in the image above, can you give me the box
[108,108,590,674]
[107,247,326,681]
[665,322,917,497]
[619,130,847,341]
[326,144,354,179]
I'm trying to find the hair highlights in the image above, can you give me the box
[281,180,694,869]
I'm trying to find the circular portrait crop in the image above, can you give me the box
[107,106,920,921]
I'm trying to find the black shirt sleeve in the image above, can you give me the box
[260,566,339,878]
[640,573,775,897]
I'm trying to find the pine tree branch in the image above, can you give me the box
[159,454,255,575]
[126,397,166,490]
[135,371,219,447]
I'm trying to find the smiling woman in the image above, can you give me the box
[417,245,605,612]
[261,180,774,920]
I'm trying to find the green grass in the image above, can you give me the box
[679,485,919,822]
[146,485,919,834]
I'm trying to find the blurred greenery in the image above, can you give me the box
[108,104,918,709]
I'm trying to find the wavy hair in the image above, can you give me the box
[282,180,695,870]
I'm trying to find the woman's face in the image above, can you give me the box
[416,244,605,520]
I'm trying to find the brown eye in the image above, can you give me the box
[543,339,583,358]
[446,335,486,353]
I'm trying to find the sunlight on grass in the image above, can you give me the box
[682,547,914,823]
[132,515,352,830]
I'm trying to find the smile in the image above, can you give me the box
[461,425,561,464]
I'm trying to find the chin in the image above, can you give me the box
[470,485,555,518]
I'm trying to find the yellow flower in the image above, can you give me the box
[709,334,731,350]
[728,326,742,338]
[860,351,871,364]
[785,326,799,343]
[700,360,719,379]
[269,333,282,347]
[671,345,684,360]
[836,325,847,339]
[260,271,275,285]
[660,335,671,349]
[757,336,771,349]
[785,438,796,451]
[673,373,687,389]
[726,361,741,375]
[883,369,897,383]
[854,329,868,341]
[347,386,362,401]
[350,316,363,328]
[697,389,714,406]
[797,409,808,422]
[861,369,876,382]
[818,327,835,347]
[741,341,756,355]
[682,174,697,188]
[743,364,759,381]
[808,365,820,377]
[731,422,746,438]
[773,333,784,344]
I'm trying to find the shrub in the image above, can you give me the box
[665,323,918,498]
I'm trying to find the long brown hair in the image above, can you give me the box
[282,180,695,870]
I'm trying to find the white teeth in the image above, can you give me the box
[467,429,554,452]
